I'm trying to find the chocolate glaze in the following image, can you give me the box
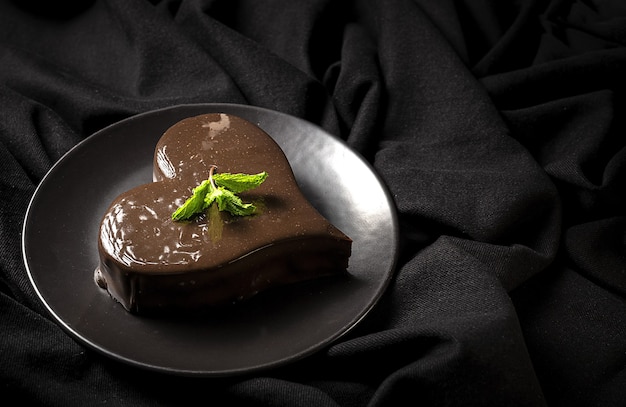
[96,113,352,314]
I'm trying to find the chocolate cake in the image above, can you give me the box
[95,113,352,314]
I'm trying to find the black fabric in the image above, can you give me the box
[2,0,625,405]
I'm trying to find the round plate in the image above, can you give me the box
[22,104,398,376]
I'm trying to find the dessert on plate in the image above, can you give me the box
[95,113,352,314]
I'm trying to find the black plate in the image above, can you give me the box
[22,104,398,376]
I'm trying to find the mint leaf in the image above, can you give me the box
[171,180,211,221]
[212,171,268,193]
[216,188,257,216]
[171,168,267,221]
[204,184,224,209]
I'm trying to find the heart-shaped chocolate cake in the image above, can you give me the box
[95,113,352,314]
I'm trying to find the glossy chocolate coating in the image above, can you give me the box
[96,113,352,314]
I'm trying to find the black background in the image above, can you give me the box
[1,1,625,406]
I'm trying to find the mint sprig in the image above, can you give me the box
[172,166,267,221]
